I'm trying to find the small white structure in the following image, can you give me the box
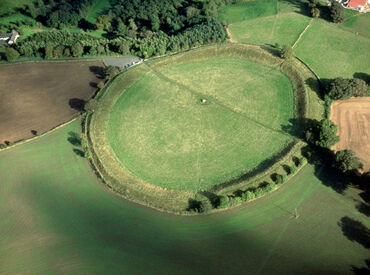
[201,99,207,104]
[0,30,20,45]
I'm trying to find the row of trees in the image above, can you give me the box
[307,0,346,23]
[13,20,226,60]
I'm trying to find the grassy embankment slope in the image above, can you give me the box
[0,119,368,274]
[107,56,294,191]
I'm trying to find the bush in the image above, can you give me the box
[306,119,339,149]
[242,191,255,202]
[254,187,265,198]
[264,182,276,192]
[84,98,99,112]
[298,157,307,166]
[233,196,243,205]
[104,65,120,79]
[290,165,298,175]
[334,150,362,173]
[5,47,20,62]
[97,82,104,89]
[217,196,230,209]
[0,144,5,149]
[275,174,284,184]
[280,45,294,60]
[84,149,92,158]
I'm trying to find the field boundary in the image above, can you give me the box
[87,44,322,214]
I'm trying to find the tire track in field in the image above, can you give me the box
[143,63,292,138]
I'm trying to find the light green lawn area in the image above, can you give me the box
[86,0,114,23]
[0,119,368,273]
[340,11,370,38]
[107,56,294,191]
[218,0,278,24]
[294,20,370,78]
[229,12,311,46]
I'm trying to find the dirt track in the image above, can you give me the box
[330,97,370,172]
[0,61,105,144]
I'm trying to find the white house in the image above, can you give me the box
[0,30,20,45]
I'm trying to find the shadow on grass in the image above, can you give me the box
[67,131,81,146]
[338,216,370,249]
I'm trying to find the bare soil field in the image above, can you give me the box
[0,61,105,144]
[330,97,370,172]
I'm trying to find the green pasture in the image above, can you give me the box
[294,20,370,78]
[0,119,368,273]
[107,56,294,191]
[340,12,370,38]
[229,13,311,46]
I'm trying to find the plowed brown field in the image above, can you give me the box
[0,61,104,144]
[330,97,370,172]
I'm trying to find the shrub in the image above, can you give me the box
[218,196,230,209]
[306,119,339,149]
[280,45,294,60]
[254,187,265,198]
[334,150,362,173]
[264,182,276,192]
[97,82,104,89]
[104,65,120,79]
[5,47,20,62]
[242,191,255,202]
[298,157,307,166]
[311,7,320,18]
[290,165,298,175]
[84,149,92,158]
[0,144,5,149]
[233,196,243,205]
[275,174,284,184]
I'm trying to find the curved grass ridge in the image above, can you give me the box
[88,44,321,214]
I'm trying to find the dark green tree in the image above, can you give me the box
[71,42,83,57]
[306,119,339,149]
[353,78,368,97]
[330,1,345,23]
[327,78,368,99]
[44,44,53,59]
[5,47,20,62]
[104,65,120,79]
[28,3,38,19]
[334,150,362,173]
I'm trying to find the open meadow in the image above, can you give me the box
[0,119,368,274]
[0,60,104,144]
[107,55,294,191]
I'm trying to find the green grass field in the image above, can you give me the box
[107,56,294,191]
[0,119,368,273]
[229,13,311,46]
[86,0,114,23]
[294,19,370,78]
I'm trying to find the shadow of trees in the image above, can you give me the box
[354,72,370,85]
[338,216,370,249]
[69,98,86,111]
[89,66,105,79]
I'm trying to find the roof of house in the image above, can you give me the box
[347,0,367,8]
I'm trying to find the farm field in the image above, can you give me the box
[0,119,368,274]
[294,20,370,79]
[106,55,294,191]
[0,61,104,144]
[330,97,370,172]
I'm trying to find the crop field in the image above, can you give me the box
[0,119,368,273]
[106,55,294,191]
[330,97,370,172]
[294,19,370,79]
[0,61,104,144]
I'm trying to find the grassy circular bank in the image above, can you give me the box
[88,44,311,213]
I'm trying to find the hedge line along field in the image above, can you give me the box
[294,19,370,79]
[0,61,104,144]
[0,119,368,274]
[107,55,294,191]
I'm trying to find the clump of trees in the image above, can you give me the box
[5,47,20,62]
[305,119,339,149]
[326,78,368,100]
[308,0,321,18]
[330,1,346,23]
[334,150,362,173]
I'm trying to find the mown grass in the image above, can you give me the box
[294,19,370,78]
[218,0,278,24]
[0,121,368,273]
[106,56,294,191]
[229,12,311,46]
[86,0,114,23]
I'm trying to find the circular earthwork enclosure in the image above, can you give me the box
[88,44,310,213]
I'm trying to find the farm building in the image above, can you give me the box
[339,0,370,11]
[0,30,20,45]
